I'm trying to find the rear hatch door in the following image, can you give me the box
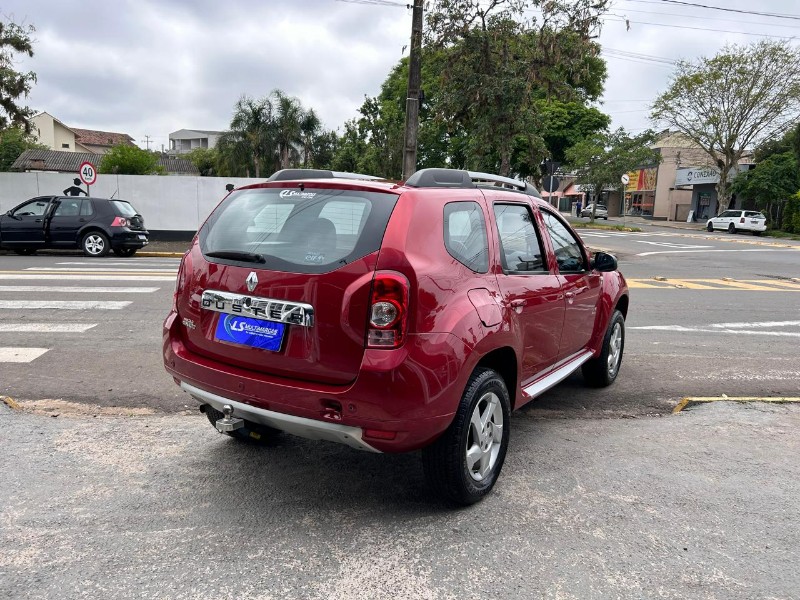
[178,183,399,385]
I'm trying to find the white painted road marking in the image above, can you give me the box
[0,275,174,281]
[24,267,177,273]
[0,286,160,293]
[634,241,712,249]
[636,249,798,256]
[0,300,131,310]
[0,347,49,363]
[0,323,98,333]
[56,261,180,266]
[631,320,800,337]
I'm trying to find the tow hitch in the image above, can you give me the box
[215,404,244,433]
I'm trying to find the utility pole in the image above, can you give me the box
[402,0,423,181]
[143,135,152,151]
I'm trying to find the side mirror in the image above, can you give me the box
[592,251,618,272]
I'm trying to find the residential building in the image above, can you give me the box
[169,129,224,154]
[11,149,199,176]
[31,112,136,155]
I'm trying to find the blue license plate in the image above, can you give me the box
[215,314,285,351]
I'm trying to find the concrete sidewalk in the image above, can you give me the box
[562,212,709,232]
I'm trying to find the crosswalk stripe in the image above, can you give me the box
[55,261,179,267]
[0,274,173,281]
[0,347,49,363]
[24,267,177,273]
[0,300,131,310]
[627,278,800,291]
[0,286,160,293]
[0,323,97,333]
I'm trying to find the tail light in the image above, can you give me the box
[367,271,409,349]
[173,253,187,312]
[739,217,745,223]
[111,216,129,227]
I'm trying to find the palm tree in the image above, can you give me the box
[299,109,322,167]
[227,95,275,178]
[272,90,303,170]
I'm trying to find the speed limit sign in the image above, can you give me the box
[78,161,97,186]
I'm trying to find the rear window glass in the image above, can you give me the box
[112,201,138,217]
[444,202,489,273]
[744,211,762,218]
[199,187,399,273]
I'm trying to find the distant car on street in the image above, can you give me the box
[706,210,766,235]
[0,196,149,257]
[581,203,608,219]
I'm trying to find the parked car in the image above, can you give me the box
[0,196,149,256]
[581,203,608,219]
[163,168,629,504]
[706,210,766,235]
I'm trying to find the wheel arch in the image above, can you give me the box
[474,346,518,409]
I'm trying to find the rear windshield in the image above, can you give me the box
[199,187,399,273]
[744,211,762,218]
[112,200,138,217]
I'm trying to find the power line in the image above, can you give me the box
[616,6,800,30]
[649,0,800,21]
[335,0,407,6]
[605,16,798,39]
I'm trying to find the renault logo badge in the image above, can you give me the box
[246,272,258,292]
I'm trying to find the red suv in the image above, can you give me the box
[163,168,628,504]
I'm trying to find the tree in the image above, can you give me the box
[566,128,661,221]
[0,126,45,171]
[225,95,274,178]
[272,90,303,170]
[651,40,800,215]
[0,17,36,132]
[99,144,163,175]
[425,0,609,176]
[183,147,218,176]
[730,152,799,230]
[299,108,321,167]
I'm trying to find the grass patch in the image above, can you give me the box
[763,230,800,241]
[571,222,642,232]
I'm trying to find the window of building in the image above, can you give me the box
[61,143,70,149]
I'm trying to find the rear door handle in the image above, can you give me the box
[510,299,526,307]
[35,218,43,223]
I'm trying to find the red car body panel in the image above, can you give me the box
[163,176,628,453]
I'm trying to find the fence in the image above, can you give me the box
[0,172,260,234]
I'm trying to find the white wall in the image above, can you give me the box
[0,172,259,231]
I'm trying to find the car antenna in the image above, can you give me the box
[110,188,119,199]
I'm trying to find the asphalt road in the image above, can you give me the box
[2,226,799,599]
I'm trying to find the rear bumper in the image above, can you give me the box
[110,229,149,248]
[163,310,467,453]
[182,381,380,452]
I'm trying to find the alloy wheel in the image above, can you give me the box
[465,391,504,482]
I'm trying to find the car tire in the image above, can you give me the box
[113,247,138,257]
[603,216,608,220]
[707,222,714,232]
[727,223,737,234]
[582,310,625,388]
[422,367,511,505]
[13,248,37,256]
[82,231,111,257]
[202,405,281,445]
[752,231,761,236]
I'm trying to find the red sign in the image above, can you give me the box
[78,161,97,186]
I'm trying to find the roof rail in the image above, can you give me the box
[404,168,541,197]
[266,168,382,182]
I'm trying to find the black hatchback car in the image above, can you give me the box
[0,196,149,257]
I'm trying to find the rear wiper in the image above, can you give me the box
[205,250,266,263]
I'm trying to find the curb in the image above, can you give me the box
[137,251,185,258]
[1,396,21,410]
[673,396,800,413]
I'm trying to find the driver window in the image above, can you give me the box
[541,211,586,273]
[493,203,547,273]
[12,200,49,217]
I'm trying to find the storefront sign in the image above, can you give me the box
[675,166,743,187]
[625,167,657,192]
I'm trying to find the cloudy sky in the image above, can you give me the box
[3,0,799,150]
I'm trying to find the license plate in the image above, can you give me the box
[215,314,285,351]
[138,235,147,240]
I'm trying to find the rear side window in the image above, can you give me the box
[493,204,547,273]
[112,201,138,217]
[443,202,489,273]
[199,188,399,274]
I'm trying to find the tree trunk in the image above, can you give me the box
[253,154,260,179]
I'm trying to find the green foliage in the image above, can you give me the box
[651,40,800,213]
[0,18,37,132]
[99,144,164,175]
[566,128,661,220]
[0,126,45,171]
[731,152,800,230]
[425,0,610,175]
[183,147,218,176]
